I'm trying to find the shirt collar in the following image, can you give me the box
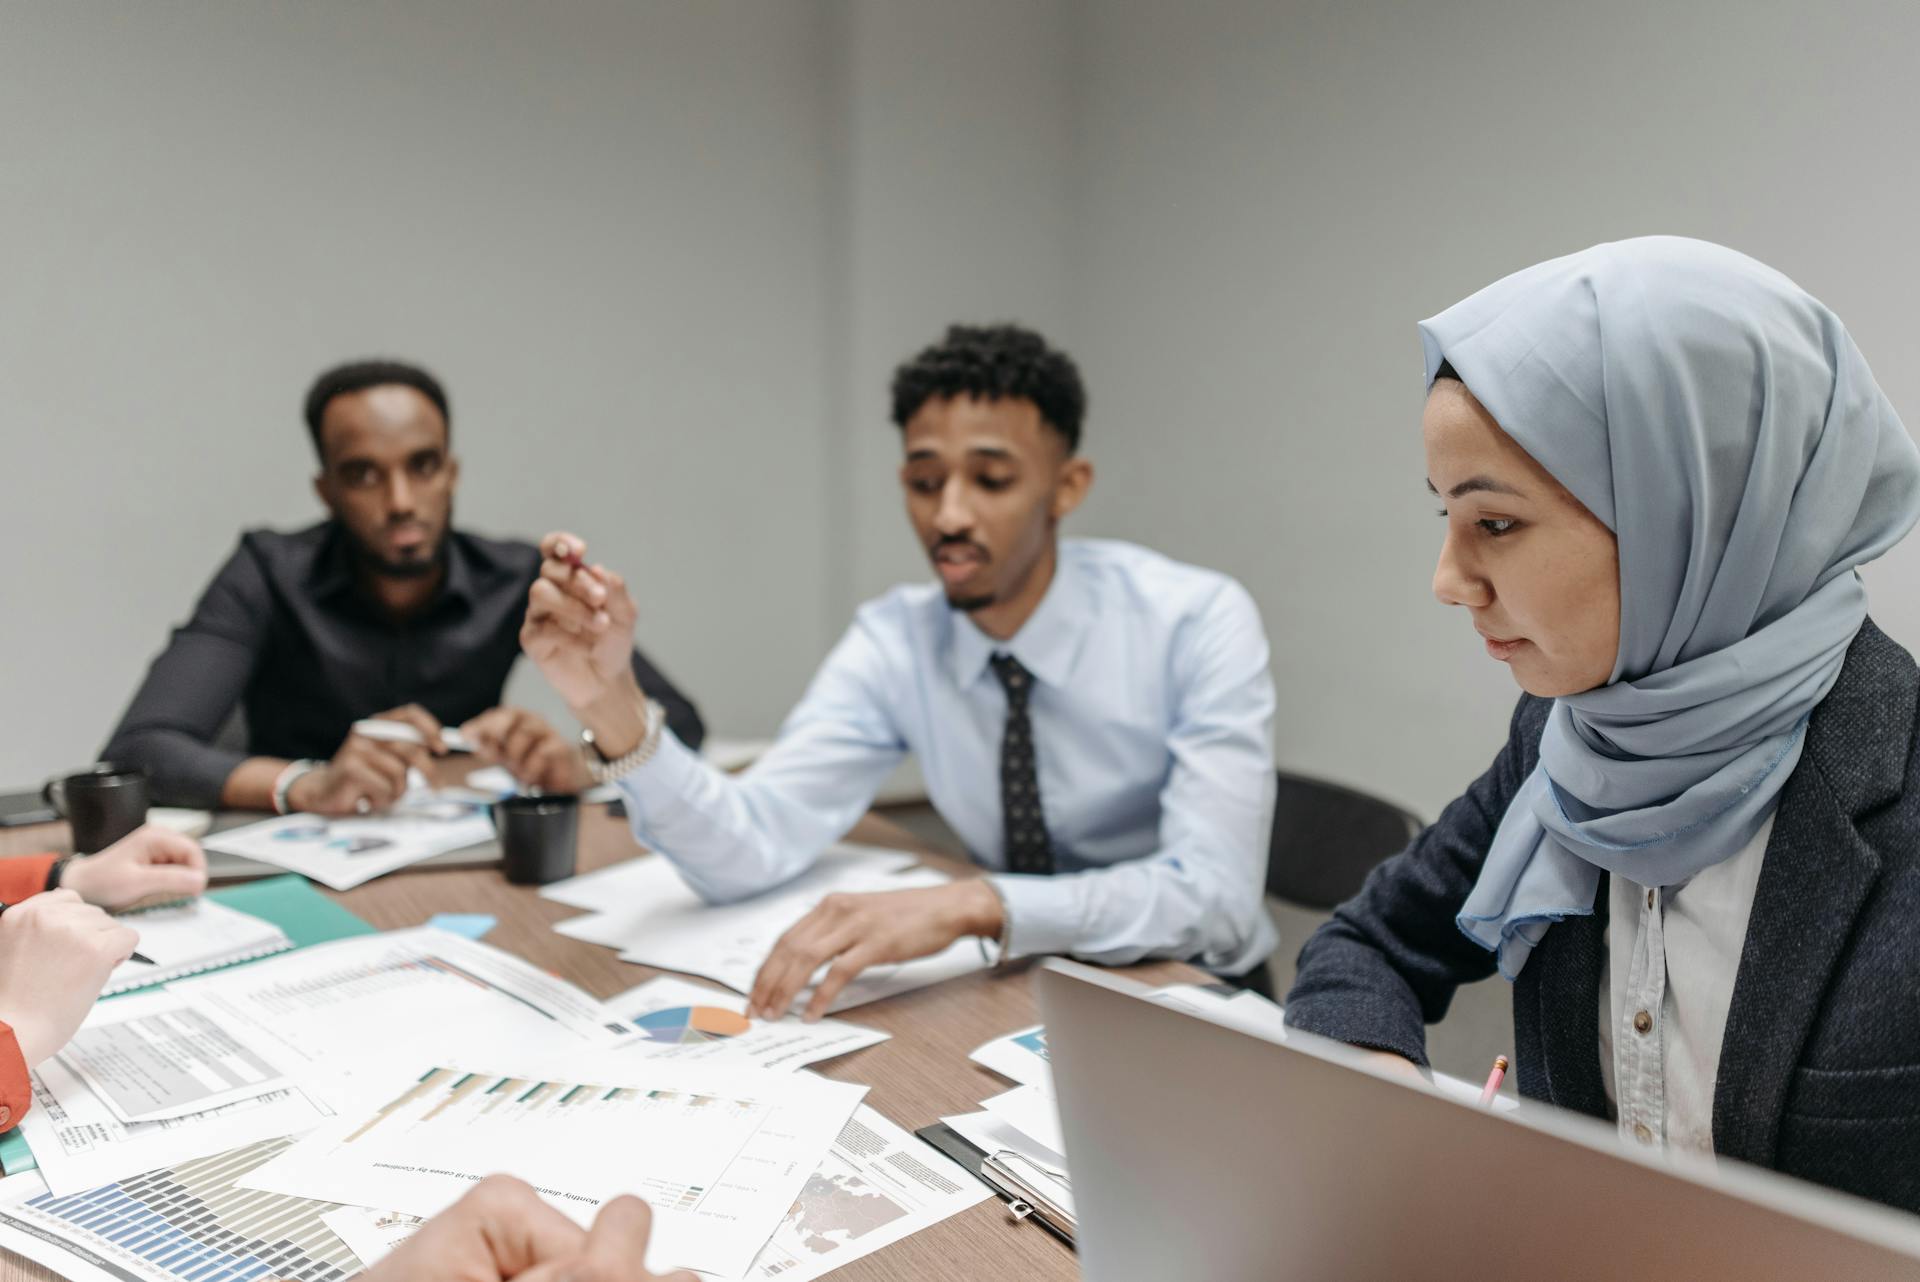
[946,547,1094,692]
[308,523,357,602]
[308,521,477,613]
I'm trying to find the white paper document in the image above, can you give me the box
[201,792,497,890]
[742,1104,990,1280]
[321,1205,428,1270]
[610,976,890,1071]
[969,1024,1052,1090]
[539,842,918,912]
[304,1108,982,1281]
[1147,983,1292,1042]
[942,1107,1070,1176]
[53,991,294,1124]
[0,1134,365,1282]
[979,1083,1066,1158]
[242,1054,867,1279]
[20,993,338,1196]
[102,898,292,996]
[545,849,986,1013]
[169,928,636,1091]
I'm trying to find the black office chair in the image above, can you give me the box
[1265,769,1424,911]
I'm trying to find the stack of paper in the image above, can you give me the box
[21,990,338,1198]
[739,1104,990,1280]
[0,901,1001,1282]
[1146,982,1293,1042]
[18,928,639,1201]
[946,984,1296,1194]
[0,1135,369,1282]
[102,898,292,995]
[319,1102,993,1281]
[168,927,640,1086]
[541,844,989,1014]
[608,975,892,1071]
[240,1052,869,1278]
[202,785,498,890]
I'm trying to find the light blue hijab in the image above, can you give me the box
[1423,237,1920,980]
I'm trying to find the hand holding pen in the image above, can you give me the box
[0,889,143,1068]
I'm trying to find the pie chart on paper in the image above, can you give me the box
[635,1005,753,1045]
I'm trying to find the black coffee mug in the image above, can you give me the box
[492,793,579,885]
[43,763,150,854]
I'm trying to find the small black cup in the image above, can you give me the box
[44,763,150,854]
[492,793,579,885]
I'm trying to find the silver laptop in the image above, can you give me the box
[1037,960,1920,1281]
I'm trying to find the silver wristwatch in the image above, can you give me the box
[580,699,667,784]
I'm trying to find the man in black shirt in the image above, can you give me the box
[104,359,703,814]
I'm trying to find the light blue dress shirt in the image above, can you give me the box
[612,538,1279,974]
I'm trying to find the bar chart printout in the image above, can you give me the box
[332,1066,762,1210]
[0,1136,359,1282]
[241,1056,868,1278]
[169,928,637,1081]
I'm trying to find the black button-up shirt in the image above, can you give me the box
[104,521,705,806]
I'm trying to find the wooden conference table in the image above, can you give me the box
[0,803,1205,1282]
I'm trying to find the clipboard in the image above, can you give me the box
[916,1122,1076,1245]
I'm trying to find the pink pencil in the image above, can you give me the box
[1478,1054,1509,1107]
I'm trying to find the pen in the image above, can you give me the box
[0,900,153,964]
[556,538,585,572]
[350,720,475,754]
[1478,1054,1509,1107]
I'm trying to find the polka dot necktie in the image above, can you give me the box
[991,653,1055,875]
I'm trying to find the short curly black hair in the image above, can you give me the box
[303,359,451,457]
[889,323,1086,453]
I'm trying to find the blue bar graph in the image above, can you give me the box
[0,1137,360,1282]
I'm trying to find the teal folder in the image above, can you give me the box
[194,874,377,951]
[0,876,375,1175]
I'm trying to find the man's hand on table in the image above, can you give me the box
[290,705,441,815]
[461,706,593,794]
[749,880,1005,1022]
[59,824,208,910]
[352,1176,694,1282]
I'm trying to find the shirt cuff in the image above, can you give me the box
[0,1019,31,1133]
[0,854,57,906]
[609,729,706,839]
[990,872,1087,960]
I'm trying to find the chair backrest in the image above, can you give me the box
[1265,769,1422,910]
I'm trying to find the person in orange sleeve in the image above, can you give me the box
[0,826,208,1131]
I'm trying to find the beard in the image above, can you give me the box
[343,521,449,580]
[931,535,997,613]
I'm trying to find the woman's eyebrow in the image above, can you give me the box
[1426,475,1525,500]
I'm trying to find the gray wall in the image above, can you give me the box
[836,0,1077,607]
[6,0,1917,832]
[1,1,842,782]
[1070,0,1920,818]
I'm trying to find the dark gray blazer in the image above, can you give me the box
[1285,618,1920,1213]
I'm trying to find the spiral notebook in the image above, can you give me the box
[103,898,294,996]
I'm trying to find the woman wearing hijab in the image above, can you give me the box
[1284,236,1920,1212]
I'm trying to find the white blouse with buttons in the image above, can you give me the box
[1597,813,1775,1156]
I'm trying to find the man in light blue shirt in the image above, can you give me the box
[522,324,1277,1018]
